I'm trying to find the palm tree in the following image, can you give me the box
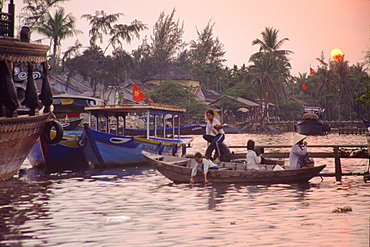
[36,7,81,73]
[81,10,123,47]
[82,11,147,54]
[251,26,293,59]
[249,53,281,128]
[106,20,147,53]
[249,27,292,129]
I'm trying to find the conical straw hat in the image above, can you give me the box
[293,134,307,145]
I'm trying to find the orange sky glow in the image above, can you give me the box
[14,0,370,76]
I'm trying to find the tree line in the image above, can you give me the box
[19,0,370,124]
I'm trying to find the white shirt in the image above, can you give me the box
[191,158,218,176]
[289,144,308,169]
[246,150,262,170]
[205,118,225,136]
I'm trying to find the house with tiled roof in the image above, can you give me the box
[143,65,201,88]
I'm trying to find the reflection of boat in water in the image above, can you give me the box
[296,107,330,135]
[0,4,53,180]
[80,104,194,168]
[142,151,326,184]
[28,95,104,172]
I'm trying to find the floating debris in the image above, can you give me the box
[332,206,352,213]
[103,216,132,225]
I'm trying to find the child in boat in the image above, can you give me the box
[203,109,225,164]
[289,134,315,169]
[190,152,218,184]
[245,139,263,170]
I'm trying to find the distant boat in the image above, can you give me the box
[79,104,194,168]
[296,107,330,135]
[362,118,370,130]
[222,122,248,134]
[142,151,326,184]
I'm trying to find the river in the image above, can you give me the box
[0,132,369,246]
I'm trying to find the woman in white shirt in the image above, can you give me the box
[245,139,263,170]
[203,109,225,164]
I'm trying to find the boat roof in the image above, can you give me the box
[53,94,104,102]
[85,103,186,116]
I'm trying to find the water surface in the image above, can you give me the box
[1,133,369,246]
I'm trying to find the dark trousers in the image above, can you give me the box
[203,134,225,158]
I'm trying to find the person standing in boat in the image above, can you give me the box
[203,109,225,164]
[190,152,218,184]
[245,139,263,170]
[289,134,314,169]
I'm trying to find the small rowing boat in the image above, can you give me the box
[142,151,326,184]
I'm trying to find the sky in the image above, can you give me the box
[13,0,370,76]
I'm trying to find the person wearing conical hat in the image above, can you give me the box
[289,134,314,169]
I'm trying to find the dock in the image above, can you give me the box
[228,144,369,181]
[238,120,367,134]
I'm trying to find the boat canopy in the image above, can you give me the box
[53,94,105,115]
[84,103,186,139]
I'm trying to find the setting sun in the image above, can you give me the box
[330,48,344,62]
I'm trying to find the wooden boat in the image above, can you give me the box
[362,118,370,130]
[28,130,89,172]
[61,118,83,130]
[222,122,248,134]
[80,104,194,168]
[296,107,330,135]
[142,151,326,184]
[0,4,53,180]
[28,95,104,172]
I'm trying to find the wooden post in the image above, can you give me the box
[333,146,342,181]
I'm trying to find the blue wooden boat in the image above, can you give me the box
[79,104,194,168]
[27,130,88,172]
[27,95,104,172]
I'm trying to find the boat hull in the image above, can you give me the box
[125,124,205,136]
[28,131,89,172]
[142,151,326,184]
[296,120,330,135]
[222,122,248,134]
[81,127,193,168]
[0,114,50,180]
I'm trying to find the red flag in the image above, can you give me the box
[301,82,307,90]
[148,96,153,102]
[132,83,146,103]
[310,67,315,75]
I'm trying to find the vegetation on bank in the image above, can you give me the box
[20,0,370,123]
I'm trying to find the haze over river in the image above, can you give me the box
[1,133,369,246]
